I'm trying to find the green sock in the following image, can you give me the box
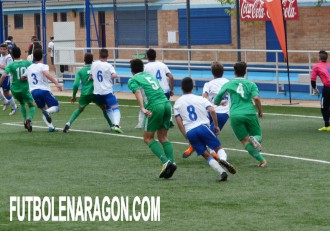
[245,143,265,162]
[69,109,82,125]
[254,135,263,143]
[20,104,27,121]
[148,140,168,164]
[28,105,36,120]
[103,110,113,127]
[161,141,175,163]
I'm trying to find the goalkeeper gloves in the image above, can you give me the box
[312,88,319,96]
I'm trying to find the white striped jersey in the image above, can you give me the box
[0,54,13,75]
[91,60,116,95]
[144,61,171,93]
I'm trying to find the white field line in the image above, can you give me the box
[3,122,330,165]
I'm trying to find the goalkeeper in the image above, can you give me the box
[310,50,330,131]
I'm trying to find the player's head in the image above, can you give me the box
[8,36,13,41]
[130,59,144,75]
[84,53,93,64]
[181,77,194,93]
[33,49,43,61]
[211,61,224,78]
[319,50,328,62]
[0,43,8,55]
[11,46,21,59]
[146,48,156,61]
[234,62,247,77]
[50,36,54,40]
[99,49,108,59]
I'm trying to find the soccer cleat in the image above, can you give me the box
[164,162,177,179]
[112,125,123,133]
[258,160,267,168]
[218,172,228,182]
[182,146,194,158]
[211,151,219,160]
[9,107,18,116]
[169,121,175,128]
[42,110,52,123]
[318,126,330,131]
[63,123,70,133]
[159,161,171,178]
[249,136,262,152]
[219,159,237,174]
[24,119,32,132]
[48,127,56,132]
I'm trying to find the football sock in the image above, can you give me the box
[245,143,265,162]
[0,91,8,103]
[103,110,113,127]
[107,107,121,126]
[217,148,227,161]
[42,114,54,128]
[148,140,168,164]
[161,141,175,163]
[208,157,225,174]
[47,106,59,114]
[253,135,263,143]
[28,105,36,120]
[69,109,82,125]
[7,95,17,109]
[21,104,27,120]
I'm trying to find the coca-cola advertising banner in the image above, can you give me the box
[240,0,299,21]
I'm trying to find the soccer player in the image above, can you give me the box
[310,50,330,131]
[0,47,35,131]
[128,59,176,179]
[183,62,230,161]
[90,48,122,133]
[63,53,113,132]
[135,48,175,128]
[174,77,236,181]
[23,49,62,132]
[0,43,18,115]
[214,62,267,167]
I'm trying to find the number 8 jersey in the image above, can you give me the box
[174,94,212,133]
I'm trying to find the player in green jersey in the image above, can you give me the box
[63,53,113,133]
[0,46,35,131]
[214,62,267,167]
[128,59,176,179]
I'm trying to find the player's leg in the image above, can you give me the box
[0,88,9,108]
[318,86,330,131]
[64,95,91,132]
[165,92,175,128]
[2,77,18,114]
[103,93,122,133]
[40,90,59,131]
[93,94,114,129]
[209,113,229,157]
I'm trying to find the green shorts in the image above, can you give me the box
[12,90,34,105]
[78,94,98,108]
[144,101,172,132]
[230,114,262,141]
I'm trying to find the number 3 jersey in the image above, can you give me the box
[128,72,168,109]
[214,78,259,116]
[174,94,212,133]
[91,60,116,95]
[24,63,51,92]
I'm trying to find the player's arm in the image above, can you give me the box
[0,72,7,86]
[253,95,263,118]
[71,72,81,103]
[207,106,220,135]
[213,87,227,105]
[43,70,62,91]
[166,73,174,96]
[175,115,188,140]
[310,67,319,95]
[128,79,152,117]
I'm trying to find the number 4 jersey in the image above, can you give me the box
[214,78,259,116]
[174,94,212,133]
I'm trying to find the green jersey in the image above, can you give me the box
[4,60,32,93]
[128,72,168,109]
[73,65,93,97]
[214,78,259,116]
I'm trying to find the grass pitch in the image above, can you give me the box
[0,97,329,231]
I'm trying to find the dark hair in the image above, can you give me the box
[146,48,156,61]
[50,36,54,40]
[8,36,13,40]
[33,49,43,61]
[84,53,93,64]
[211,61,224,78]
[11,46,21,59]
[319,50,328,62]
[130,59,144,74]
[181,77,194,93]
[99,49,108,59]
[0,43,7,48]
[234,62,247,77]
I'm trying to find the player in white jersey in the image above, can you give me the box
[135,48,175,128]
[90,48,122,133]
[174,77,236,181]
[0,43,18,115]
[23,49,62,131]
[184,62,230,160]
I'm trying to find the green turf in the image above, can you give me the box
[0,98,329,231]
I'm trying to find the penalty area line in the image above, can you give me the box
[3,122,330,165]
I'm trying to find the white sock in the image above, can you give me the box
[8,96,17,109]
[208,158,225,174]
[107,107,121,126]
[138,110,144,126]
[217,149,227,161]
[47,106,59,114]
[0,91,8,104]
[42,114,54,129]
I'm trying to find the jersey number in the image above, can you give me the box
[145,77,159,90]
[155,70,162,80]
[236,83,245,98]
[31,73,38,85]
[187,105,197,121]
[15,67,27,80]
[97,70,103,82]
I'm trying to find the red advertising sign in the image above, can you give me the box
[240,0,299,21]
